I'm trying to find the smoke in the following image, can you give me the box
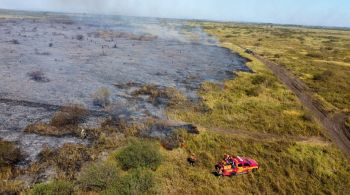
[0,0,349,27]
[0,0,214,19]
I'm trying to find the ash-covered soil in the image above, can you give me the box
[0,12,249,161]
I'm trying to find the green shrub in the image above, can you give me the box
[29,180,74,195]
[78,162,120,191]
[252,75,267,85]
[245,86,262,97]
[104,168,156,195]
[116,140,162,170]
[313,70,333,81]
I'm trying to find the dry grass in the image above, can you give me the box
[169,44,323,136]
[199,22,350,113]
[92,87,111,108]
[51,104,88,127]
[132,84,187,106]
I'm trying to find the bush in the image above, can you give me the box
[301,112,313,122]
[104,168,156,195]
[161,129,187,150]
[313,70,333,81]
[92,87,111,108]
[132,85,186,106]
[51,104,88,127]
[54,144,91,179]
[78,162,120,191]
[305,52,322,58]
[0,140,21,166]
[252,75,267,85]
[27,70,50,82]
[29,180,74,195]
[245,86,262,97]
[116,141,162,170]
[25,123,62,136]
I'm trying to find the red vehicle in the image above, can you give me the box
[215,155,259,176]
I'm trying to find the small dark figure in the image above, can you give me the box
[49,43,53,47]
[187,153,197,166]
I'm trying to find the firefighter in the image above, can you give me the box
[80,128,87,139]
[188,153,197,166]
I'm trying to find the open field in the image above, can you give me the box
[198,22,350,113]
[1,10,350,194]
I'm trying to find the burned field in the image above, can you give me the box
[0,13,248,163]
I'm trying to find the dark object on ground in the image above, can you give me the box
[76,34,84,41]
[187,154,197,166]
[27,70,50,82]
[245,48,254,54]
[10,39,20,44]
[49,43,53,47]
[0,140,22,166]
[92,87,111,108]
[176,124,200,134]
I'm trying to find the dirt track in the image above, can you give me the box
[252,53,350,158]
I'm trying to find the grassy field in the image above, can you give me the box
[198,22,350,113]
[2,19,350,194]
[169,44,323,136]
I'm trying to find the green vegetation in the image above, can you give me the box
[104,168,156,195]
[156,132,350,194]
[78,162,120,191]
[169,44,322,136]
[199,22,350,113]
[28,180,74,195]
[116,140,162,170]
[3,19,350,194]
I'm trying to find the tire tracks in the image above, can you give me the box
[250,53,350,158]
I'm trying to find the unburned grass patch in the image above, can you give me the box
[156,132,350,194]
[115,140,162,171]
[169,47,323,136]
[28,180,74,195]
[132,84,187,107]
[198,22,350,112]
[78,162,120,191]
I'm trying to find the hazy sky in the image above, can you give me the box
[0,0,349,27]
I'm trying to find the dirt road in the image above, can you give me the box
[252,53,350,157]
